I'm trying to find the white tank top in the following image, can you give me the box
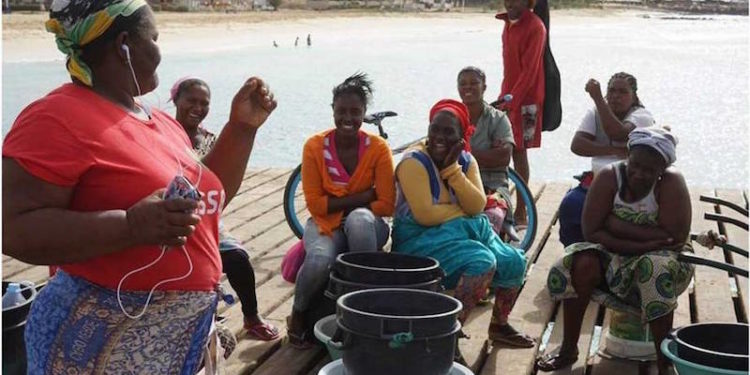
[612,162,659,225]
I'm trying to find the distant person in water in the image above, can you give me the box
[295,36,299,47]
[171,76,280,342]
[273,40,278,47]
[307,33,311,46]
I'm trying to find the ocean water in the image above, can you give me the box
[3,11,748,189]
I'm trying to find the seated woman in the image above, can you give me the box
[537,128,694,375]
[171,77,279,341]
[559,72,655,246]
[287,73,396,347]
[392,99,534,349]
[457,66,519,240]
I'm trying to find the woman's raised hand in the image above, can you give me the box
[229,77,278,130]
[443,140,465,168]
[126,189,202,247]
[585,79,603,101]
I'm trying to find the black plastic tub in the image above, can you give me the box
[671,322,749,371]
[3,281,40,375]
[333,253,444,286]
[335,288,462,375]
[324,271,443,300]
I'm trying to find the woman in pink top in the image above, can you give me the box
[2,1,276,373]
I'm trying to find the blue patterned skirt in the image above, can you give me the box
[25,270,217,374]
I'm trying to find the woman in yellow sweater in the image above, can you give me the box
[392,99,533,351]
[287,73,396,348]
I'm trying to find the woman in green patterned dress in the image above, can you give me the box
[536,127,693,375]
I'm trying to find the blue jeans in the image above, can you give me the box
[293,208,390,311]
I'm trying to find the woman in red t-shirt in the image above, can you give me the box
[2,1,276,373]
[496,0,546,227]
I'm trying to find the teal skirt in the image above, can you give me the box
[392,214,526,289]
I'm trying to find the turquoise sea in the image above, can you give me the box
[3,11,748,188]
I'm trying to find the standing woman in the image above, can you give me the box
[392,99,534,351]
[171,77,279,341]
[287,73,396,347]
[496,0,546,226]
[2,0,276,373]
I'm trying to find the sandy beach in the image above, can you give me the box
[3,8,627,62]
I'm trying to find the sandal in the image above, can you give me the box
[245,320,280,341]
[488,323,535,348]
[535,349,579,372]
[285,316,314,349]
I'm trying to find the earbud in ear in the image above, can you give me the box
[121,44,131,61]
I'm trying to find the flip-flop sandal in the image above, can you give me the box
[246,321,280,341]
[488,324,536,348]
[535,350,579,372]
[490,332,536,348]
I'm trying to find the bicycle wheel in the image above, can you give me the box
[508,167,537,252]
[283,165,305,239]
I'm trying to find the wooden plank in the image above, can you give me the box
[4,263,51,287]
[540,302,599,375]
[480,183,571,375]
[716,189,748,322]
[673,280,693,328]
[690,189,737,323]
[252,342,326,375]
[2,258,37,279]
[456,182,546,372]
[226,284,324,375]
[224,169,291,217]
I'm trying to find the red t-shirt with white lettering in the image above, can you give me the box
[3,83,223,291]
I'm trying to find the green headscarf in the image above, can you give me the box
[45,0,148,87]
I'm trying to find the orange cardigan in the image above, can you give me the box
[301,129,396,236]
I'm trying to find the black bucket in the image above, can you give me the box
[335,288,462,375]
[333,253,444,286]
[2,281,39,375]
[670,322,749,371]
[324,271,443,300]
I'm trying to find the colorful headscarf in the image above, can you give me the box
[429,99,475,152]
[45,0,148,87]
[627,127,678,166]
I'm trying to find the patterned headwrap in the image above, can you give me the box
[429,99,475,152]
[45,0,148,87]
[627,127,678,166]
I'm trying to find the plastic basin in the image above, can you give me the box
[661,339,748,375]
[314,315,343,360]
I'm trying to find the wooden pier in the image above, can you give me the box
[3,168,747,375]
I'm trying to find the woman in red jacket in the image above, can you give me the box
[496,0,546,227]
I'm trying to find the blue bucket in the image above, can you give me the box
[661,339,748,375]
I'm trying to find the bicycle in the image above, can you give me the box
[282,110,539,252]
